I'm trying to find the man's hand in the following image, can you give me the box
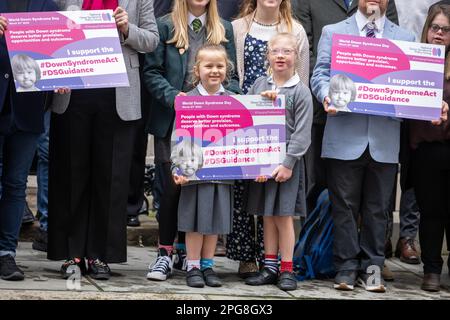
[431,100,449,126]
[0,16,7,38]
[173,174,189,185]
[54,87,71,94]
[114,7,129,39]
[323,96,337,115]
[271,165,293,183]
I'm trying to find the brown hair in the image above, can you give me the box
[422,4,450,79]
[238,0,294,33]
[168,0,227,50]
[192,44,234,87]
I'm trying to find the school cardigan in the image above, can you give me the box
[248,74,313,170]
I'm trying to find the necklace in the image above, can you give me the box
[253,17,279,27]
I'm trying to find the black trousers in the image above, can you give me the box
[412,141,450,274]
[48,89,136,263]
[326,149,397,272]
[304,123,327,214]
[154,130,185,246]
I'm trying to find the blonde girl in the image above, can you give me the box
[144,0,240,282]
[244,33,313,291]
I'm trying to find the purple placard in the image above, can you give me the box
[173,95,286,180]
[2,10,129,92]
[330,34,444,121]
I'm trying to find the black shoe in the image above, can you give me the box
[87,259,111,280]
[277,271,297,291]
[245,268,278,286]
[32,229,48,252]
[60,258,86,279]
[0,255,25,281]
[127,216,140,227]
[22,203,35,225]
[334,270,357,291]
[203,268,222,287]
[186,268,205,288]
[173,249,187,272]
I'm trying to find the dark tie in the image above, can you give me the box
[366,21,376,38]
[192,18,202,33]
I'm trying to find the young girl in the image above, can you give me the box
[11,54,41,92]
[144,0,240,281]
[328,74,356,113]
[227,0,309,278]
[173,44,235,288]
[244,33,313,291]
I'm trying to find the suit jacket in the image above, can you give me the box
[50,0,159,121]
[310,15,415,164]
[293,0,398,124]
[143,15,240,138]
[0,0,58,134]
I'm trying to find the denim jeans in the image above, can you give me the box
[36,111,50,232]
[0,129,40,257]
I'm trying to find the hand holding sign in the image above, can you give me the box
[323,96,337,115]
[114,7,129,39]
[0,16,7,37]
[431,100,449,126]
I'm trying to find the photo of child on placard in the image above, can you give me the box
[11,54,41,92]
[328,74,356,112]
[171,139,204,181]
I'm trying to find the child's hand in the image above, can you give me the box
[173,174,189,185]
[261,90,277,100]
[0,16,7,37]
[113,7,129,38]
[323,96,337,115]
[431,100,449,126]
[255,175,268,183]
[272,165,292,183]
[54,87,71,94]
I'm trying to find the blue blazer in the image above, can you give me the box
[310,15,415,164]
[0,0,58,134]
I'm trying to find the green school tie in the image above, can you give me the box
[192,18,202,33]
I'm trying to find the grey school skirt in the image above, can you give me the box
[246,159,306,217]
[178,183,234,234]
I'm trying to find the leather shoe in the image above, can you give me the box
[127,216,140,227]
[186,268,205,288]
[203,268,222,287]
[382,263,394,282]
[277,271,297,291]
[245,268,278,286]
[22,203,35,225]
[421,273,440,292]
[238,261,259,279]
[395,238,421,264]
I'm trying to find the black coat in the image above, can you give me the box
[0,0,58,134]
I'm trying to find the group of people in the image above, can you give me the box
[0,0,449,295]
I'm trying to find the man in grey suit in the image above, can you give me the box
[311,0,414,292]
[293,0,398,215]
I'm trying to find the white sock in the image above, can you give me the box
[187,259,201,272]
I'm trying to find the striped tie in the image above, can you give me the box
[192,18,202,33]
[366,21,376,38]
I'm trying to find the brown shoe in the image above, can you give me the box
[382,263,394,282]
[214,237,227,257]
[238,261,259,279]
[395,238,421,264]
[421,273,440,292]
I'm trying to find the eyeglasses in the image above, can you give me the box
[429,23,450,34]
[269,48,296,55]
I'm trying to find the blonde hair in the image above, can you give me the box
[11,54,41,81]
[168,0,228,50]
[192,44,234,87]
[238,0,294,33]
[266,32,299,75]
